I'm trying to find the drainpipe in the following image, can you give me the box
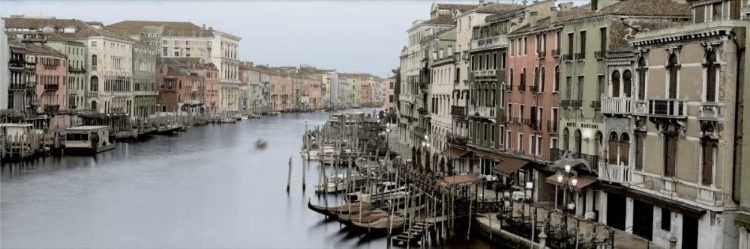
[731,30,743,203]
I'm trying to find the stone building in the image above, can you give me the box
[26,42,69,130]
[131,42,158,118]
[44,34,87,111]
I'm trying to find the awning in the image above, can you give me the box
[493,156,531,176]
[473,150,504,162]
[438,174,480,187]
[545,175,597,190]
[444,148,470,158]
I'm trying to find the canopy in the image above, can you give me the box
[444,148,470,158]
[438,173,480,187]
[545,175,597,190]
[493,156,530,176]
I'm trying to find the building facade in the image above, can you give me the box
[132,42,158,118]
[44,34,87,111]
[27,43,68,129]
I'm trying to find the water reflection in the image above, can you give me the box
[1,110,498,248]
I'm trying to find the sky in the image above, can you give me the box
[1,0,587,77]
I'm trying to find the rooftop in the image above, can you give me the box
[558,0,690,23]
[475,3,524,14]
[3,16,89,30]
[106,20,214,37]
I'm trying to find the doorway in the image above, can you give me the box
[607,193,626,230]
[632,200,653,241]
[682,216,699,249]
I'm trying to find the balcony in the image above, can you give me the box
[447,133,468,147]
[602,97,632,115]
[44,84,60,91]
[575,53,586,60]
[697,102,723,120]
[562,54,573,61]
[451,105,466,117]
[571,100,583,108]
[595,51,606,60]
[697,186,721,206]
[468,106,496,119]
[530,119,542,131]
[530,85,540,93]
[547,120,558,134]
[43,104,60,113]
[470,35,507,51]
[517,84,526,92]
[9,59,25,68]
[561,100,571,108]
[552,49,560,57]
[474,70,497,78]
[649,99,687,118]
[591,100,601,109]
[91,65,98,71]
[417,107,428,116]
[633,100,649,115]
[538,51,546,58]
[597,162,631,184]
[10,83,26,90]
[551,149,599,169]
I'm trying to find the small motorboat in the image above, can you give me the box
[256,139,268,149]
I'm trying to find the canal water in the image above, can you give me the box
[1,110,498,248]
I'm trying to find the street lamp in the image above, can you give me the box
[556,165,578,234]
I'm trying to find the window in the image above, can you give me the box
[523,37,528,55]
[530,136,535,155]
[706,51,717,102]
[563,127,570,150]
[541,67,546,92]
[175,50,180,57]
[471,55,476,71]
[638,57,647,99]
[635,131,645,170]
[612,70,621,97]
[664,130,678,177]
[491,124,495,143]
[574,129,582,154]
[566,76,572,100]
[536,34,542,53]
[577,76,584,101]
[493,53,497,70]
[534,67,539,89]
[623,70,632,98]
[551,137,558,150]
[554,66,560,91]
[501,52,506,69]
[518,133,524,152]
[521,68,527,87]
[620,133,630,165]
[162,47,168,56]
[509,68,514,87]
[537,136,543,156]
[702,138,717,186]
[485,54,490,70]
[186,48,191,57]
[510,40,514,55]
[596,75,606,101]
[661,209,671,231]
[91,41,97,47]
[600,27,607,53]
[174,40,179,45]
[556,31,561,50]
[580,31,587,55]
[507,130,512,150]
[667,54,678,99]
[567,33,574,55]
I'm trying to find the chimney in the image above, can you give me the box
[550,6,559,23]
[529,11,538,27]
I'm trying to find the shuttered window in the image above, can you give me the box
[609,133,619,164]
[620,133,630,166]
[541,67,546,92]
[612,71,621,97]
[635,131,645,170]
[623,70,632,98]
[701,139,717,186]
[580,31,587,55]
[706,51,717,102]
[668,54,678,99]
[638,57,647,100]
[664,133,678,177]
[695,5,706,23]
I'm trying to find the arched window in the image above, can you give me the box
[91,101,97,110]
[620,133,630,165]
[521,68,527,88]
[706,51,717,102]
[574,129,582,154]
[485,83,491,106]
[563,128,570,151]
[611,70,621,97]
[90,76,98,92]
[509,68,514,87]
[179,80,182,89]
[554,65,560,91]
[623,70,632,98]
[608,132,619,163]
[91,54,98,69]
[637,57,647,99]
[491,83,497,107]
[668,54,678,99]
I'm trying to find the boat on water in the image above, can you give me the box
[256,139,268,149]
[301,148,321,160]
[347,181,409,203]
[240,115,249,120]
[307,200,372,216]
[338,210,388,225]
[64,126,116,154]
[318,146,337,165]
[350,215,408,231]
[313,173,367,194]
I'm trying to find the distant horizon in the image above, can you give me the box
[1,0,589,78]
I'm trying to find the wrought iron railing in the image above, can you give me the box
[574,52,586,60]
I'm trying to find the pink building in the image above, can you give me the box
[505,21,561,162]
[384,78,395,110]
[304,78,322,108]
[170,58,218,114]
[361,78,372,105]
[270,75,292,111]
[27,43,69,130]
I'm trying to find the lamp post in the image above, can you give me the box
[556,164,578,236]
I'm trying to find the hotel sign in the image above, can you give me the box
[566,122,599,130]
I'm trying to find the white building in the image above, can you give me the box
[71,27,135,114]
[328,71,340,107]
[210,31,241,114]
[0,19,8,110]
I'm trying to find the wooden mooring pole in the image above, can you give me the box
[286,156,292,193]
[302,158,306,192]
